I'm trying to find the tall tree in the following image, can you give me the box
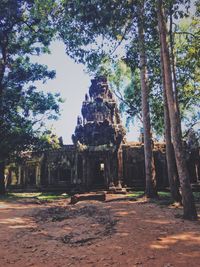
[160,50,181,203]
[137,1,157,198]
[0,0,61,194]
[157,0,197,219]
[58,0,158,197]
[57,0,198,203]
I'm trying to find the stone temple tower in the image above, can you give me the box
[72,76,126,190]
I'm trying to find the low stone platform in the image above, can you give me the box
[107,188,127,195]
[70,192,106,204]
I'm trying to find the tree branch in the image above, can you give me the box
[110,21,133,55]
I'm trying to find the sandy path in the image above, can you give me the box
[0,196,200,267]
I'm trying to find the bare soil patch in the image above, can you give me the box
[34,204,117,246]
[0,194,200,267]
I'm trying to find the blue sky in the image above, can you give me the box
[33,41,139,144]
[31,2,197,144]
[32,41,90,143]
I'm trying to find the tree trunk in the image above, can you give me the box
[169,8,180,118]
[0,81,5,195]
[0,33,7,195]
[0,79,5,195]
[0,160,6,195]
[160,49,182,203]
[163,89,182,203]
[137,2,157,198]
[157,0,197,219]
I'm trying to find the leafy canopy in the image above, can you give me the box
[0,0,62,160]
[57,0,199,138]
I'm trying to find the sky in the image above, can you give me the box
[32,41,140,144]
[30,2,198,144]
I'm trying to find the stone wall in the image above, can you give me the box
[5,76,200,192]
[6,143,200,192]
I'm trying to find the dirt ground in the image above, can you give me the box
[0,194,200,267]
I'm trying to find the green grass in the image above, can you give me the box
[158,191,171,197]
[127,191,171,199]
[127,191,144,198]
[1,190,200,204]
[127,191,172,206]
[127,190,200,206]
[36,192,69,200]
[0,192,70,202]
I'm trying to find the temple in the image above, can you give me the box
[5,77,200,192]
[71,76,126,190]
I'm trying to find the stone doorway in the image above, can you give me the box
[27,165,36,186]
[59,167,71,183]
[92,160,105,188]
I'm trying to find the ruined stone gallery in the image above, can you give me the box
[6,77,200,192]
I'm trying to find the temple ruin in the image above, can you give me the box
[5,77,200,192]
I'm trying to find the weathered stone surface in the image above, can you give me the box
[72,76,126,147]
[5,77,200,192]
[70,193,106,204]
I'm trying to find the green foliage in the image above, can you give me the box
[57,0,136,72]
[104,59,164,136]
[174,18,200,124]
[0,0,62,162]
[57,0,199,139]
[107,60,142,128]
[38,130,62,150]
[58,0,166,136]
